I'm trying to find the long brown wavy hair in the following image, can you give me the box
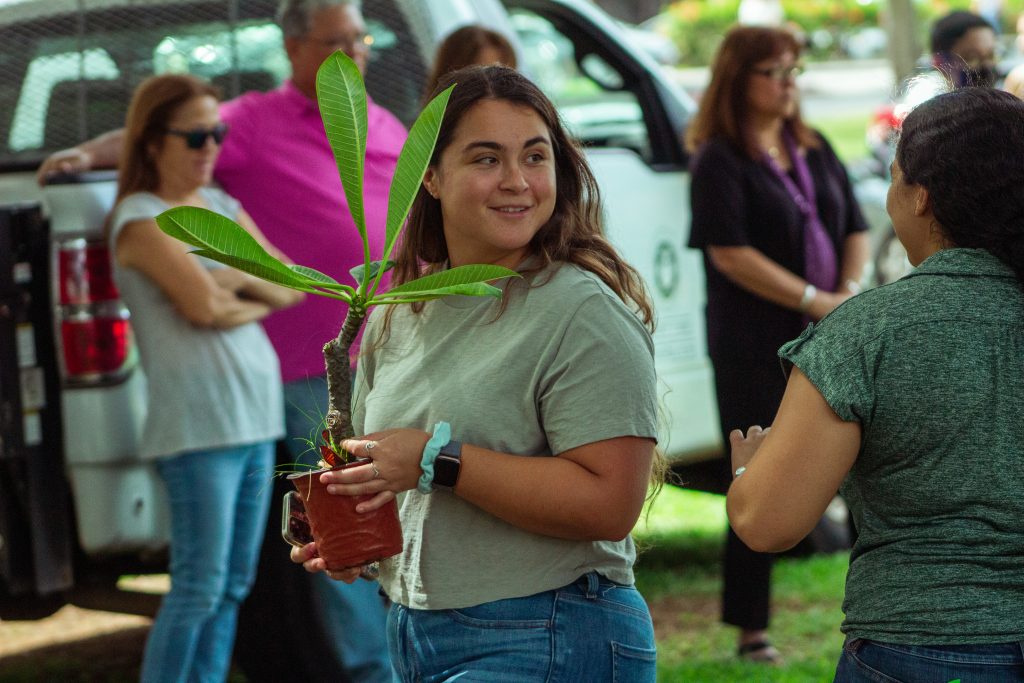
[115,74,220,204]
[391,64,652,328]
[685,26,818,158]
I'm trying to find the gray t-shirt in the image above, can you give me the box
[780,248,1024,644]
[109,188,284,459]
[354,262,658,610]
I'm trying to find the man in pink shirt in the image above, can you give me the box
[36,2,403,680]
[217,2,406,388]
[215,3,404,681]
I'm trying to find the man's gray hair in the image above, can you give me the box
[276,0,362,39]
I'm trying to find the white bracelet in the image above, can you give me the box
[798,283,817,313]
[844,279,863,295]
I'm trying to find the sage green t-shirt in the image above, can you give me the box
[780,248,1024,644]
[353,262,658,610]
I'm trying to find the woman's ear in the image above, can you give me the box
[422,168,439,199]
[913,185,931,218]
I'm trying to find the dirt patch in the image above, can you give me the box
[648,594,719,640]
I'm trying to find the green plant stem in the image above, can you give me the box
[322,303,366,454]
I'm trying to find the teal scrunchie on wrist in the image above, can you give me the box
[418,421,451,494]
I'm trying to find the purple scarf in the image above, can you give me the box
[763,128,838,295]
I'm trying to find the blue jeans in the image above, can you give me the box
[283,375,393,683]
[387,572,657,682]
[141,441,275,683]
[835,637,1024,682]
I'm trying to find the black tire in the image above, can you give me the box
[233,464,353,683]
[0,585,67,620]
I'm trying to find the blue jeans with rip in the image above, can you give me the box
[140,441,275,683]
[835,637,1024,682]
[283,375,393,683]
[387,572,657,683]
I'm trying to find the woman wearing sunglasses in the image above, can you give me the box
[107,73,301,683]
[685,26,870,664]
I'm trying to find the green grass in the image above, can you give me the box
[634,486,849,682]
[805,112,874,164]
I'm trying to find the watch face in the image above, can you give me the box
[434,454,461,489]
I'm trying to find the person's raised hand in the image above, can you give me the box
[36,147,94,185]
[729,425,771,478]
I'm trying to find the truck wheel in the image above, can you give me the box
[0,587,66,620]
[233,471,353,683]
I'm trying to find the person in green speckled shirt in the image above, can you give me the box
[726,86,1024,682]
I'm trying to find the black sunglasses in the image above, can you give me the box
[165,123,229,149]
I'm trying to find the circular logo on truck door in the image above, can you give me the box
[654,241,680,298]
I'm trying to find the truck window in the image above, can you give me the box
[509,9,649,161]
[0,0,423,169]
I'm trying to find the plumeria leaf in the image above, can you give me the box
[375,84,455,293]
[350,260,394,285]
[382,264,519,296]
[190,250,350,300]
[317,51,368,255]
[370,282,504,304]
[157,207,313,288]
[290,265,355,296]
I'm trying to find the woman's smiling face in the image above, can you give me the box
[424,98,556,269]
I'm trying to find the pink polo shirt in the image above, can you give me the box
[216,80,407,383]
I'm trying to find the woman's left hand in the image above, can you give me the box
[729,425,770,478]
[318,428,431,512]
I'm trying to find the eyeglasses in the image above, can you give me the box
[305,32,373,54]
[751,64,804,82]
[165,123,229,149]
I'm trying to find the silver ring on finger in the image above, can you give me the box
[365,440,378,453]
[371,462,381,480]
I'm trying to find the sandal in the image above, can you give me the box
[737,640,784,665]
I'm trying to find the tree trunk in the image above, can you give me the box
[885,0,920,84]
[322,305,365,452]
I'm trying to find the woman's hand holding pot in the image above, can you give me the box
[325,428,431,512]
[288,541,365,583]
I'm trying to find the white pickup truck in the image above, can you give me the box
[0,0,874,677]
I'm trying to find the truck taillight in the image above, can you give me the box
[60,316,132,376]
[55,239,134,383]
[59,241,120,304]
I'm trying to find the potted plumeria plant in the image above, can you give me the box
[153,51,517,570]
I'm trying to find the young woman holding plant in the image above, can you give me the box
[291,64,661,681]
[108,74,301,683]
[727,87,1024,681]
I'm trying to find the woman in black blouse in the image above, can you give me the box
[685,25,870,664]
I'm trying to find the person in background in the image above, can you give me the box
[424,24,517,100]
[727,86,1024,683]
[108,73,301,683]
[685,25,870,664]
[37,1,404,680]
[291,64,662,682]
[893,10,998,122]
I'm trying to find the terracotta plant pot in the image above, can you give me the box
[287,463,403,571]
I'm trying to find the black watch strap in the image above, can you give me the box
[433,440,463,490]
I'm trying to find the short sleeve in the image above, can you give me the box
[688,140,752,249]
[539,294,658,454]
[108,193,167,246]
[778,313,874,424]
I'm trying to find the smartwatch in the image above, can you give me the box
[432,440,463,491]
